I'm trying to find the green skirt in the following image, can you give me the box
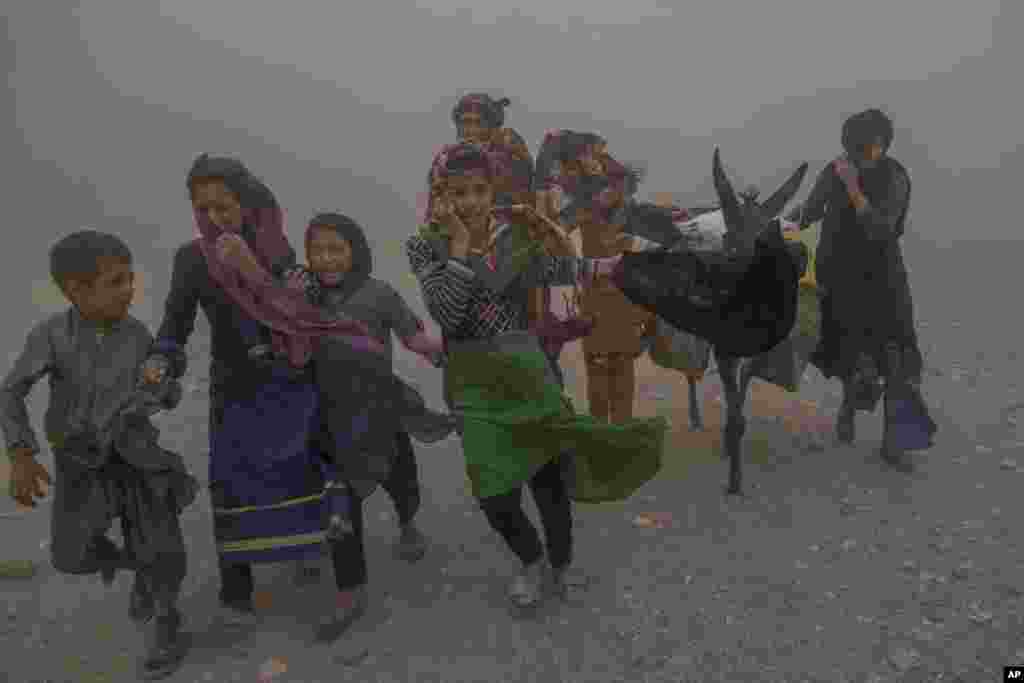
[446,333,667,502]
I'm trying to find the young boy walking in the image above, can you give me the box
[1,230,198,679]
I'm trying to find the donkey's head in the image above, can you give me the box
[713,148,808,260]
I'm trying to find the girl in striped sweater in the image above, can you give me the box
[407,143,667,609]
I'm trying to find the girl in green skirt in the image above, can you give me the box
[406,143,667,609]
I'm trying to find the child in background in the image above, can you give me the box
[535,131,661,423]
[1,230,197,679]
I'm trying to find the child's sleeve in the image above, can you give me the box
[388,286,443,358]
[0,321,55,455]
[388,286,427,341]
[406,234,475,334]
[151,245,202,377]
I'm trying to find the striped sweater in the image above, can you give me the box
[405,225,602,342]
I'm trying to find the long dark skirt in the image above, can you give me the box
[314,338,454,490]
[812,288,924,384]
[209,366,330,565]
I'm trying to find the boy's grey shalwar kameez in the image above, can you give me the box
[0,308,196,608]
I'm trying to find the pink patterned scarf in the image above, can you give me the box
[191,161,381,367]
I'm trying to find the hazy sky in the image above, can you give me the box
[3,1,1021,349]
[84,0,1005,156]
[144,0,998,122]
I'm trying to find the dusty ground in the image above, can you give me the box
[2,239,1022,682]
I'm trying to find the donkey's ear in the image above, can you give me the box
[759,162,808,219]
[712,148,743,233]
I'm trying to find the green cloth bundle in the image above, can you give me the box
[446,347,667,502]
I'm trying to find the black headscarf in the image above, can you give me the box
[305,212,373,304]
[841,109,894,162]
[187,154,278,210]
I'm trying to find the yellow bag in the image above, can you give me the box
[784,221,820,289]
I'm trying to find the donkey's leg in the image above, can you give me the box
[835,378,856,444]
[686,375,704,431]
[716,351,747,496]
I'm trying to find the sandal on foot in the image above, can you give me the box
[140,609,187,680]
[314,586,368,643]
[547,564,591,604]
[394,524,427,563]
[508,561,545,609]
[293,558,323,587]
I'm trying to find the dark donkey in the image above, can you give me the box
[613,149,809,495]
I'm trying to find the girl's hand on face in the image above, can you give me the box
[215,232,247,264]
[543,228,576,257]
[433,199,471,245]
[218,234,267,281]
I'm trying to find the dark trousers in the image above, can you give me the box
[384,430,422,526]
[217,431,422,602]
[477,458,573,570]
[325,430,423,591]
[50,455,188,610]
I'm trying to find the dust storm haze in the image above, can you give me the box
[4,1,1020,356]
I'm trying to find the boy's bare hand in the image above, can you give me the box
[8,448,51,508]
[142,366,163,384]
[140,356,168,385]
